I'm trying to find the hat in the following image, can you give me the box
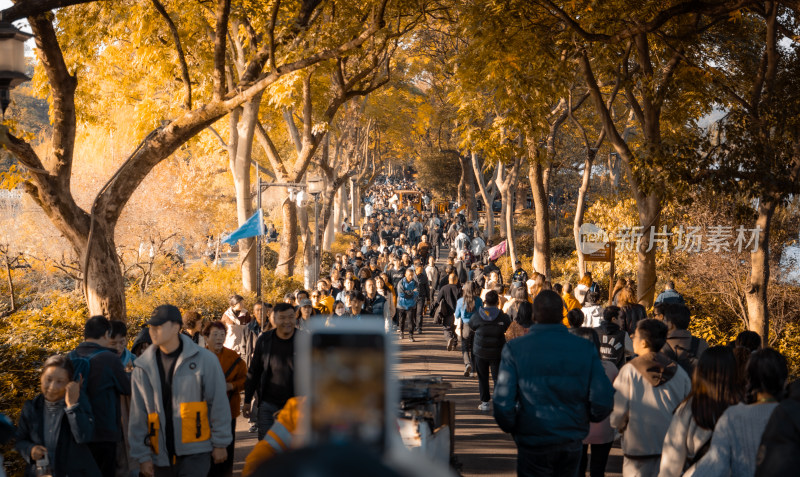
[147,304,183,326]
[298,298,313,308]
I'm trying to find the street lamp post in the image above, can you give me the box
[0,21,33,118]
[307,177,324,286]
[254,174,324,299]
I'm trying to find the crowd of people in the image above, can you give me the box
[3,176,799,477]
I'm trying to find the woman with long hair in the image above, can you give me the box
[527,272,546,301]
[660,346,742,476]
[455,281,482,377]
[505,285,533,341]
[615,286,646,334]
[609,278,627,306]
[693,348,788,477]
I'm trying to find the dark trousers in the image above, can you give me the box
[415,298,426,332]
[88,441,117,477]
[474,355,500,402]
[208,419,236,477]
[580,442,613,477]
[398,308,417,334]
[517,440,582,477]
[153,452,212,477]
[461,334,474,368]
[257,401,281,440]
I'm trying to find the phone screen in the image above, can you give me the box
[309,332,386,454]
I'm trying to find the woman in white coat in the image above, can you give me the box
[659,346,742,477]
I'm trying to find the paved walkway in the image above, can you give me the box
[230,325,624,476]
[395,322,624,476]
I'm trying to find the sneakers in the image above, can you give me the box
[409,335,416,342]
[464,364,472,377]
[447,337,458,351]
[248,424,258,433]
[478,401,491,412]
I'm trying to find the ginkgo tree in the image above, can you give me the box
[0,0,406,321]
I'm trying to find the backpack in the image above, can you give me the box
[597,329,627,369]
[434,298,454,325]
[67,347,106,390]
[662,337,701,375]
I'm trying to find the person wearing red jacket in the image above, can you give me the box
[204,321,247,477]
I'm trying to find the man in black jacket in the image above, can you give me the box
[243,303,298,440]
[434,272,461,350]
[469,291,511,411]
[756,380,800,476]
[68,315,131,476]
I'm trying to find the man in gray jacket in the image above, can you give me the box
[129,305,232,477]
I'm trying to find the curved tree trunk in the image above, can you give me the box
[471,152,497,242]
[82,220,127,320]
[746,197,776,346]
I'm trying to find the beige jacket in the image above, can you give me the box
[659,400,713,477]
[611,354,692,457]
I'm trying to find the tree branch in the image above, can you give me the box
[28,13,77,187]
[151,0,192,109]
[537,0,755,44]
[268,0,282,72]
[213,0,231,100]
[1,0,96,22]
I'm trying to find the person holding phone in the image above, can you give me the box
[16,354,101,477]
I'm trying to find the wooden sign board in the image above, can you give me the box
[584,242,614,262]
[583,242,616,283]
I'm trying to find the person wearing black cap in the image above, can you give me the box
[128,305,232,477]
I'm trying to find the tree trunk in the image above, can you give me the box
[298,188,314,289]
[349,179,357,225]
[335,184,345,228]
[504,175,519,265]
[4,260,15,312]
[574,154,594,275]
[458,154,478,222]
[321,180,337,252]
[230,95,262,292]
[634,193,661,308]
[276,200,298,276]
[528,146,551,279]
[746,197,776,346]
[471,152,496,242]
[83,220,127,320]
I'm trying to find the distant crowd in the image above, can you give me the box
[1,176,797,477]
